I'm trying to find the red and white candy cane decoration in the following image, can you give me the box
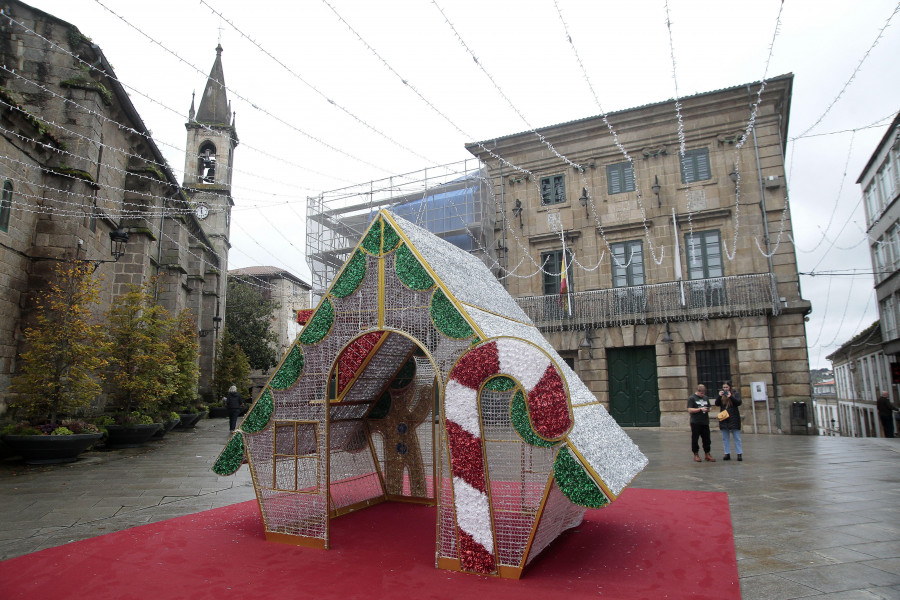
[444,338,573,573]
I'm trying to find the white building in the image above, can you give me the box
[827,322,892,437]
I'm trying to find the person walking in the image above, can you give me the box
[688,384,715,462]
[716,382,743,461]
[225,385,243,433]
[876,390,895,438]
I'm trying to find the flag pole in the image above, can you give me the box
[673,208,686,306]
[561,231,573,317]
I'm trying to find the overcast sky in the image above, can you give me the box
[20,0,900,369]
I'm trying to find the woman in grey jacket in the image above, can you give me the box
[715,381,743,461]
[225,385,243,432]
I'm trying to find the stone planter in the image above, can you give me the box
[1,432,103,464]
[208,407,228,419]
[175,412,207,430]
[150,418,181,440]
[105,424,162,448]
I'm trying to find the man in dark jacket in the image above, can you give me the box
[877,390,895,438]
[225,385,243,432]
[687,384,715,462]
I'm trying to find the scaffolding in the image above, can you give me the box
[307,160,497,295]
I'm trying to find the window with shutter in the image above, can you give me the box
[680,148,711,184]
[540,175,566,205]
[606,162,635,195]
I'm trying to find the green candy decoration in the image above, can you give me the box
[243,388,274,433]
[270,345,304,390]
[213,433,245,476]
[430,289,474,339]
[395,243,434,290]
[361,219,382,255]
[553,447,609,508]
[382,219,400,252]
[510,390,554,447]
[331,250,366,298]
[483,376,516,392]
[299,298,334,345]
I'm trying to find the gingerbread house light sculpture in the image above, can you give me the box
[214,210,647,578]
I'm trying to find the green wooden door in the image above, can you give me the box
[607,346,660,427]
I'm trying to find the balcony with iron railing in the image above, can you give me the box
[514,273,781,331]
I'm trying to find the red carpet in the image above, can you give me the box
[0,488,738,599]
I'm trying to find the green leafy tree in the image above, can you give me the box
[225,278,278,370]
[169,309,200,411]
[10,262,109,424]
[213,328,251,401]
[104,281,177,418]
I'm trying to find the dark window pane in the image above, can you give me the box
[685,230,722,279]
[611,240,644,287]
[541,175,566,205]
[696,349,731,393]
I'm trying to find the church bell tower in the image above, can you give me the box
[184,44,238,390]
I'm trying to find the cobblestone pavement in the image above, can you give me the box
[1,418,898,599]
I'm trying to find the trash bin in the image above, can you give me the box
[791,401,809,435]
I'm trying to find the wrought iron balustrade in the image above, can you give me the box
[514,273,780,331]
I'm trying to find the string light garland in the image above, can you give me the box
[796,131,857,255]
[0,22,340,191]
[435,0,666,268]
[2,1,831,301]
[793,1,900,140]
[197,0,443,168]
[91,0,398,175]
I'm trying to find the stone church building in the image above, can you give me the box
[0,0,236,411]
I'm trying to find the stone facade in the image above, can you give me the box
[0,1,233,411]
[466,75,812,433]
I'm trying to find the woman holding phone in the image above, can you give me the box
[715,381,743,461]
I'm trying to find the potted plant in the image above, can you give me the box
[150,410,183,440]
[207,328,252,420]
[1,263,107,463]
[102,280,175,447]
[156,309,198,434]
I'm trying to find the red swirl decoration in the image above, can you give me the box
[529,366,570,439]
[336,332,385,395]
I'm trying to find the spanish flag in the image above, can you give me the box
[559,252,570,315]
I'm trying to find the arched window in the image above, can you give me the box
[0,181,12,232]
[198,142,217,183]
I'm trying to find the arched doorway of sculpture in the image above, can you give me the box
[325,329,439,522]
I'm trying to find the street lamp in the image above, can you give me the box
[81,227,129,271]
